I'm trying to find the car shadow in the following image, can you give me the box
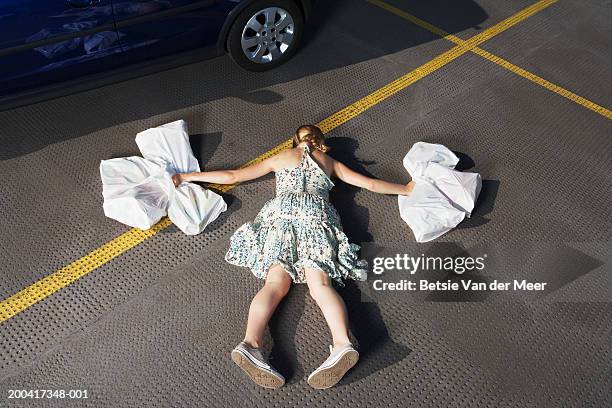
[0,0,488,159]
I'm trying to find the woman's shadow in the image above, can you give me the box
[340,281,413,383]
[267,287,307,383]
[267,282,412,385]
[327,137,375,243]
[331,137,412,382]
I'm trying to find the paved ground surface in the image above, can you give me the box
[1,0,611,407]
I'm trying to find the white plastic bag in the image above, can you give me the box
[423,163,482,216]
[402,142,459,176]
[135,119,200,174]
[168,183,228,235]
[100,157,170,230]
[100,120,226,235]
[398,178,467,242]
[398,142,481,242]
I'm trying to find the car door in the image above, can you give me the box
[0,0,124,98]
[111,0,231,63]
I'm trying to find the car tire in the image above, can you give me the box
[227,0,304,71]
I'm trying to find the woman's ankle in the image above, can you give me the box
[243,338,261,349]
[332,340,352,349]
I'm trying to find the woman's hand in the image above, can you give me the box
[172,173,184,187]
[403,180,416,196]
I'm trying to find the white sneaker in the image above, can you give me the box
[307,344,359,389]
[231,342,285,389]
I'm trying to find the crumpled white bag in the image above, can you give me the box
[398,142,481,242]
[402,142,459,176]
[167,183,228,236]
[135,120,199,173]
[423,163,481,216]
[100,156,170,230]
[100,120,227,235]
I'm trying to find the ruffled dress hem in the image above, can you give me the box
[225,217,368,287]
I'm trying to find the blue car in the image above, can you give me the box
[0,0,313,101]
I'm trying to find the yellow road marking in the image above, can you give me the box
[0,0,557,322]
[0,219,172,322]
[368,0,612,120]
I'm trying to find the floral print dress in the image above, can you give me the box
[225,144,368,286]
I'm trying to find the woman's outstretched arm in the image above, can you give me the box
[173,155,277,186]
[332,160,414,195]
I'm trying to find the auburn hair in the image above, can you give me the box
[292,125,330,153]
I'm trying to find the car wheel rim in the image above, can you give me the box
[241,7,295,64]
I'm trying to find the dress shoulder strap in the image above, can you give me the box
[299,144,310,165]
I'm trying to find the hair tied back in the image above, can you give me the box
[293,124,330,153]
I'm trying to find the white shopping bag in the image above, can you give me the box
[423,163,482,217]
[100,157,170,230]
[398,179,466,242]
[135,119,200,173]
[100,120,226,235]
[398,142,481,242]
[168,184,227,235]
[403,142,459,176]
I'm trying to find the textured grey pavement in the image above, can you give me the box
[0,0,611,407]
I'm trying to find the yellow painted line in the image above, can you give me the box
[0,0,556,323]
[368,0,612,120]
[207,139,294,192]
[0,219,172,322]
[470,48,612,119]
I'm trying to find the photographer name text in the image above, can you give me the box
[372,279,547,291]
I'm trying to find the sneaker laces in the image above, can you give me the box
[240,342,270,368]
[250,348,266,365]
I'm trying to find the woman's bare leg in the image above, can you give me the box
[305,268,351,348]
[243,264,292,348]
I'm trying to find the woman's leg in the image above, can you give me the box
[243,264,292,348]
[305,268,351,348]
